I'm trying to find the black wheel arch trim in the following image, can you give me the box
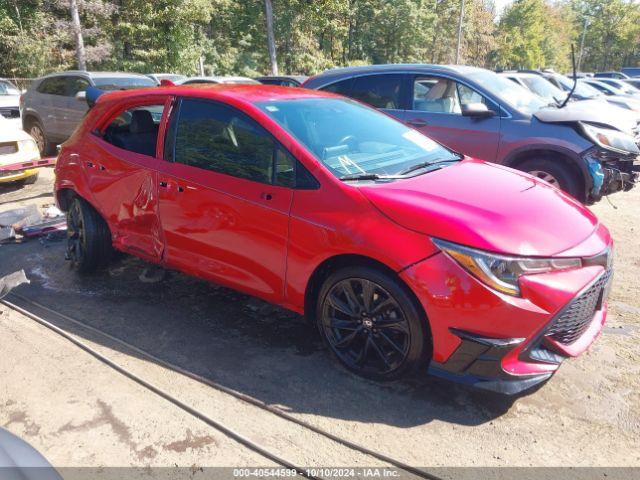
[502,144,593,194]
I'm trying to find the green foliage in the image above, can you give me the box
[1,0,638,78]
[572,0,640,72]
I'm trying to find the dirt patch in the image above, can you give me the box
[163,429,217,453]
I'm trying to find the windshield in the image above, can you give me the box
[93,76,156,90]
[0,81,19,96]
[554,75,601,98]
[256,98,461,179]
[466,70,546,114]
[518,76,565,103]
[583,80,622,95]
[607,80,639,94]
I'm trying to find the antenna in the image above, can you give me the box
[559,44,577,108]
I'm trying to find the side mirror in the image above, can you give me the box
[461,102,496,118]
[75,91,86,102]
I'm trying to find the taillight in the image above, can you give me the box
[19,94,24,110]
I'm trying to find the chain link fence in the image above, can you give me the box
[3,77,36,91]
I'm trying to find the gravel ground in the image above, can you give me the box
[0,168,638,470]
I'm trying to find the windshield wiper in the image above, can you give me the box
[339,173,402,181]
[399,159,458,176]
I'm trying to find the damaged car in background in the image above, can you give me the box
[0,116,54,186]
[303,64,640,204]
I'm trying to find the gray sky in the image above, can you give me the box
[494,0,513,16]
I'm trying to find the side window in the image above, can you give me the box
[37,77,66,96]
[103,104,164,157]
[320,78,353,96]
[413,77,461,114]
[413,77,496,114]
[457,83,489,107]
[174,99,275,184]
[274,147,294,187]
[349,75,403,109]
[66,77,90,97]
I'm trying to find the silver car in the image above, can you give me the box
[20,71,156,155]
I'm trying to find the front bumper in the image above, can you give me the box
[400,232,613,395]
[582,146,639,202]
[0,168,39,184]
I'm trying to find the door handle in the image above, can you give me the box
[261,192,273,201]
[159,181,168,188]
[85,161,95,168]
[99,165,106,171]
[407,119,428,127]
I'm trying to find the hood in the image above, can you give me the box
[0,117,31,143]
[359,160,599,257]
[534,99,639,134]
[0,94,19,108]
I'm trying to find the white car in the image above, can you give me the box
[0,116,49,185]
[0,78,21,129]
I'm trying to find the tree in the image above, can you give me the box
[572,0,640,71]
[69,0,86,70]
[263,0,278,74]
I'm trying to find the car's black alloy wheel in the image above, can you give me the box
[66,199,86,267]
[317,267,429,380]
[66,198,112,273]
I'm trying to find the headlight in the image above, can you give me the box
[580,123,639,155]
[19,139,40,156]
[432,239,582,296]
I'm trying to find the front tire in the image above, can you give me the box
[316,266,430,381]
[28,120,54,156]
[66,197,113,273]
[517,158,581,199]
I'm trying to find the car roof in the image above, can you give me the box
[256,75,308,82]
[305,63,488,86]
[499,72,538,79]
[40,70,151,80]
[95,84,335,107]
[180,76,259,84]
[320,63,484,74]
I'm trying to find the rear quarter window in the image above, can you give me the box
[320,78,353,96]
[37,77,67,95]
[349,74,403,109]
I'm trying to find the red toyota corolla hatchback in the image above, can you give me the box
[54,85,613,395]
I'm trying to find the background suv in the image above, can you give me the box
[20,71,156,155]
[304,64,640,204]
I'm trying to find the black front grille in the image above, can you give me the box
[0,107,19,119]
[546,269,613,345]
